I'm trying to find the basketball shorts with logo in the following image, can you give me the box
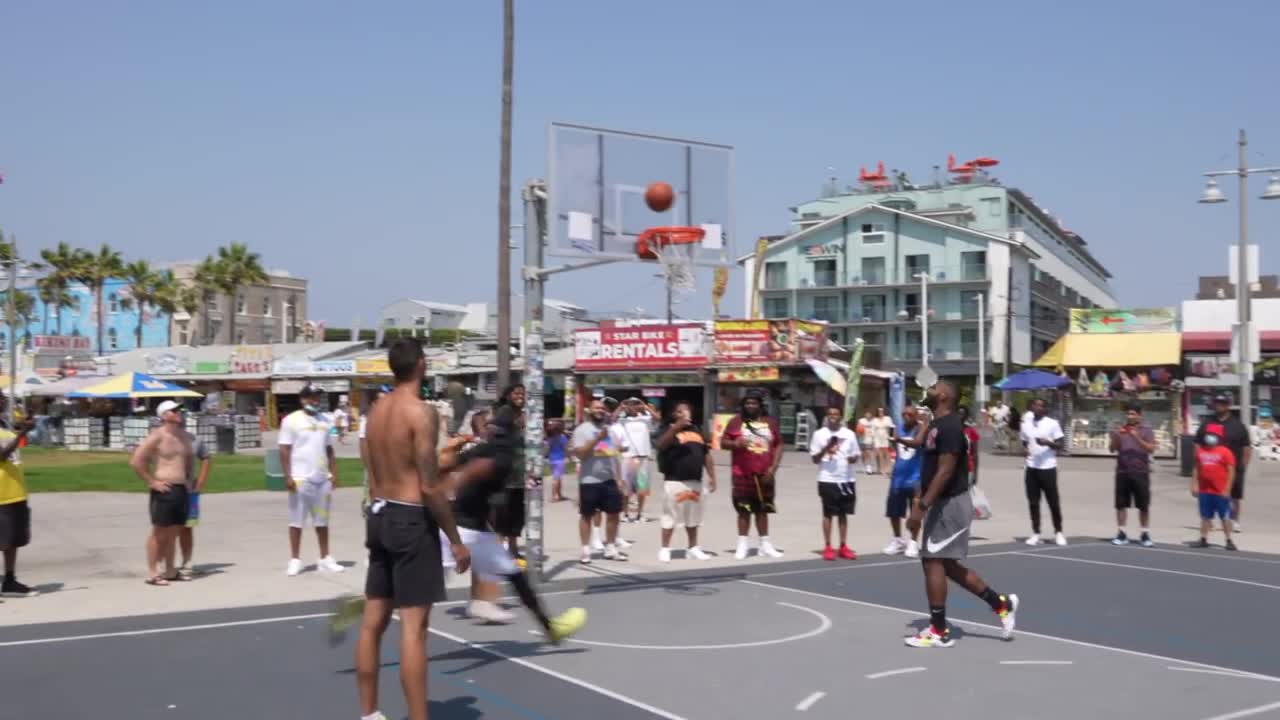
[365,499,445,607]
[920,491,973,560]
[817,481,856,517]
[661,479,704,529]
[289,478,332,528]
[732,474,776,514]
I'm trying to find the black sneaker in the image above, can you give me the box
[1111,531,1129,546]
[0,577,37,598]
[1139,532,1154,548]
[1192,538,1210,549]
[1226,539,1238,551]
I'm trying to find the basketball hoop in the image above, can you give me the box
[635,226,703,294]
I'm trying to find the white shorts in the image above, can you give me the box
[288,479,332,528]
[622,457,651,495]
[661,480,704,529]
[440,527,518,582]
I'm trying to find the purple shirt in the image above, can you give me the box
[1115,424,1155,474]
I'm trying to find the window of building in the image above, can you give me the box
[861,223,886,245]
[903,330,922,361]
[860,257,886,284]
[905,254,931,280]
[262,326,273,344]
[0,332,7,351]
[859,331,885,349]
[961,290,983,319]
[236,329,246,344]
[961,251,987,281]
[763,296,789,319]
[813,259,837,287]
[764,262,787,290]
[860,295,886,322]
[812,295,840,322]
[108,327,118,350]
[413,316,427,327]
[384,317,396,327]
[236,294,246,315]
[961,328,979,358]
[108,293,119,314]
[262,297,272,317]
[178,328,189,345]
[983,197,1001,217]
[902,292,921,319]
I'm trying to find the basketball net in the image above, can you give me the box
[652,241,698,294]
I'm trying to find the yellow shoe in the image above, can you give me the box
[547,607,587,644]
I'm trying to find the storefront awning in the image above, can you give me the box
[1034,332,1181,368]
[1182,331,1280,353]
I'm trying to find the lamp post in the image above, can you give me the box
[1197,129,1280,425]
[915,272,930,368]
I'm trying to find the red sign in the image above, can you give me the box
[33,335,91,352]
[574,324,708,371]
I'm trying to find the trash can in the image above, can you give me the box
[216,425,237,455]
[264,448,287,491]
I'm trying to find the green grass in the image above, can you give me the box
[20,447,365,493]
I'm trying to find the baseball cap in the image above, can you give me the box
[300,383,323,397]
[156,400,181,418]
[1212,393,1232,404]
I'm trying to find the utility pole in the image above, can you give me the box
[977,291,986,406]
[495,0,515,390]
[6,233,17,427]
[916,272,930,367]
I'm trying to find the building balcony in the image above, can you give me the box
[768,263,990,292]
[827,309,985,327]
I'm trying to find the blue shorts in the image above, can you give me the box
[1198,493,1231,521]
[885,486,918,519]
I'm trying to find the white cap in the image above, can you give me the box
[156,400,181,418]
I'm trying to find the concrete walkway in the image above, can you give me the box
[6,446,1276,627]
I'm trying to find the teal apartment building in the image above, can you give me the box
[742,172,1116,379]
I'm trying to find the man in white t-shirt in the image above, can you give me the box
[619,398,659,523]
[989,402,1011,449]
[809,407,860,561]
[279,384,344,576]
[1020,397,1066,546]
[332,404,350,445]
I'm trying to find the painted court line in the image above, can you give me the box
[1014,552,1280,591]
[429,626,690,720]
[1168,666,1280,683]
[750,548,1035,579]
[1090,545,1280,566]
[999,660,1073,665]
[1201,700,1280,720]
[0,612,332,647]
[737,579,1280,685]
[549,602,831,650]
[794,691,825,711]
[865,666,927,679]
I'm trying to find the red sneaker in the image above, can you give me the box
[821,546,836,561]
[839,545,857,560]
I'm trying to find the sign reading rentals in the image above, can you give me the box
[574,323,707,371]
[713,319,828,364]
[1069,308,1178,334]
[33,335,91,352]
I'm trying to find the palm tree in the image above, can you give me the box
[151,270,200,346]
[212,243,268,345]
[39,241,84,335]
[1,289,37,348]
[121,260,159,349]
[193,255,223,345]
[74,244,125,355]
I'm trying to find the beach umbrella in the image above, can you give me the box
[66,372,203,399]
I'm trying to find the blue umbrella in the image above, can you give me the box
[994,369,1072,392]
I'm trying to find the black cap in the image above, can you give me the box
[1212,393,1232,404]
[300,383,324,398]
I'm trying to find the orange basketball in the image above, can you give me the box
[645,181,675,212]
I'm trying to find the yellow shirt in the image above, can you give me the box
[0,429,25,505]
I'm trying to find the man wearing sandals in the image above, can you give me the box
[130,400,194,586]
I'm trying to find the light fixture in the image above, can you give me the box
[1261,176,1280,200]
[1199,178,1227,203]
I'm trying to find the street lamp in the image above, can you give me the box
[914,272,930,368]
[1197,129,1280,425]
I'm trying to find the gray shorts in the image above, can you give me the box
[920,491,973,560]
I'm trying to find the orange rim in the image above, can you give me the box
[635,226,705,260]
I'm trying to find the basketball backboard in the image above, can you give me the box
[547,122,734,267]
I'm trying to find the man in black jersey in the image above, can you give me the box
[904,380,1019,648]
[449,410,586,642]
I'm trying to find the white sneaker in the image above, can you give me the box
[658,547,672,563]
[734,537,749,560]
[318,556,345,573]
[1233,521,1243,533]
[285,558,302,576]
[1025,534,1042,546]
[603,544,628,561]
[760,541,784,559]
[1000,593,1020,640]
[468,600,515,624]
[1054,532,1068,547]
[904,540,920,558]
[688,546,711,561]
[590,529,606,552]
[616,537,634,549]
[579,547,592,564]
[883,537,907,555]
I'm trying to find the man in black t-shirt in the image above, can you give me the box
[653,402,718,563]
[1194,394,1252,530]
[904,380,1019,649]
[448,412,585,644]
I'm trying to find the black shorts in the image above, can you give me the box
[365,501,445,608]
[1115,471,1151,511]
[885,487,917,519]
[149,485,190,527]
[817,482,856,517]
[579,482,623,517]
[1231,466,1246,500]
[732,474,776,515]
[493,488,525,536]
[0,500,31,548]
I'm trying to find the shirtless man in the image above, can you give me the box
[130,400,194,586]
[356,338,470,720]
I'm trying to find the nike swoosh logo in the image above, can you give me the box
[926,527,969,554]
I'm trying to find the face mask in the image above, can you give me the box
[1204,435,1220,447]
[304,403,320,414]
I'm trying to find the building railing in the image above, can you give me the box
[780,263,990,290]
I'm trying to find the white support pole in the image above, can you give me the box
[919,272,930,368]
[977,291,986,404]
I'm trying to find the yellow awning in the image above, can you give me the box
[1033,333,1181,368]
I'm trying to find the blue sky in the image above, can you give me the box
[3,0,1279,327]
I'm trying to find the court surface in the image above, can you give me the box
[3,539,1279,720]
